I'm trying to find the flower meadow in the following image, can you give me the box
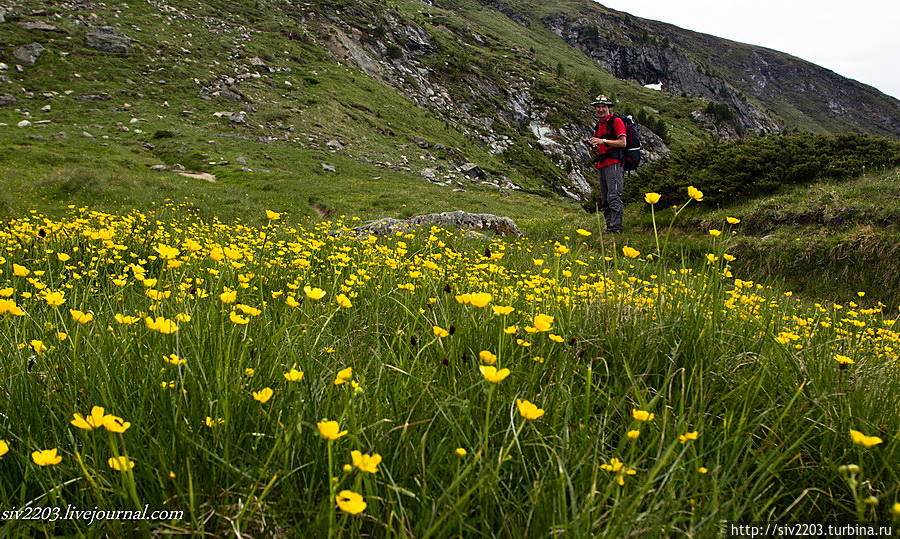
[0,201,897,536]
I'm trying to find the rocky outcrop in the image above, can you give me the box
[354,211,522,237]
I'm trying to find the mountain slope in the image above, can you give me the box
[0,0,897,209]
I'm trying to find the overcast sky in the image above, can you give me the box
[595,0,900,100]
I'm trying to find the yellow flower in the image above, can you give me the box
[533,258,544,266]
[576,228,592,236]
[600,458,637,485]
[455,447,467,457]
[219,289,237,304]
[229,311,250,325]
[335,490,366,514]
[146,316,178,333]
[433,325,449,338]
[43,290,66,306]
[532,314,554,332]
[205,416,224,427]
[503,325,518,335]
[336,293,353,308]
[284,368,305,382]
[723,253,736,262]
[334,367,353,385]
[252,387,274,403]
[679,431,699,444]
[56,252,71,262]
[108,456,136,471]
[154,243,179,260]
[726,216,741,224]
[32,448,62,466]
[304,286,326,300]
[516,339,532,347]
[265,210,282,220]
[479,350,497,365]
[479,365,510,383]
[350,450,382,473]
[516,399,545,420]
[0,299,26,316]
[622,246,640,259]
[0,440,8,458]
[236,304,261,316]
[849,429,883,448]
[687,185,704,201]
[708,229,722,237]
[454,293,471,305]
[70,309,94,324]
[626,429,640,439]
[835,355,855,365]
[115,313,140,324]
[103,415,131,433]
[56,332,67,341]
[29,340,47,355]
[163,354,186,366]
[468,292,492,307]
[644,192,661,204]
[285,295,301,308]
[548,333,564,343]
[698,467,709,474]
[245,368,255,377]
[632,409,655,422]
[492,305,514,315]
[317,420,348,440]
[706,253,719,263]
[71,406,108,431]
[13,264,30,277]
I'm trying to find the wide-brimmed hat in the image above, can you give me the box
[591,95,615,106]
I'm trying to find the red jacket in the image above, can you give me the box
[594,114,626,169]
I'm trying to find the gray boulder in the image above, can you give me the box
[86,27,132,53]
[20,21,65,33]
[353,211,521,237]
[13,43,45,65]
[0,94,17,106]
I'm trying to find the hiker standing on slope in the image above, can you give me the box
[586,95,627,233]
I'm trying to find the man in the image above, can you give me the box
[586,95,627,233]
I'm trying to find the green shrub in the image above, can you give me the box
[629,134,900,206]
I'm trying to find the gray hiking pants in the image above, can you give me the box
[597,163,624,232]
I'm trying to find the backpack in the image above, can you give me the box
[595,113,643,171]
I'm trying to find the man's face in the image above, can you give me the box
[595,104,610,116]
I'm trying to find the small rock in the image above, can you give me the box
[249,57,266,66]
[0,63,7,71]
[326,140,343,150]
[150,164,168,171]
[40,104,51,112]
[177,172,216,182]
[321,163,336,172]
[82,131,94,138]
[13,43,45,66]
[19,21,65,33]
[0,94,17,106]
[86,26,132,53]
[235,156,247,164]
[17,120,31,127]
[460,162,486,180]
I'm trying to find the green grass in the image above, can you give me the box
[0,204,896,535]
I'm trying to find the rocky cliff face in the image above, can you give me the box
[542,12,782,137]
[541,8,899,139]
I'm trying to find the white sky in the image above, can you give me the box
[595,1,900,100]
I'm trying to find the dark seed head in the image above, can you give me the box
[448,324,456,336]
